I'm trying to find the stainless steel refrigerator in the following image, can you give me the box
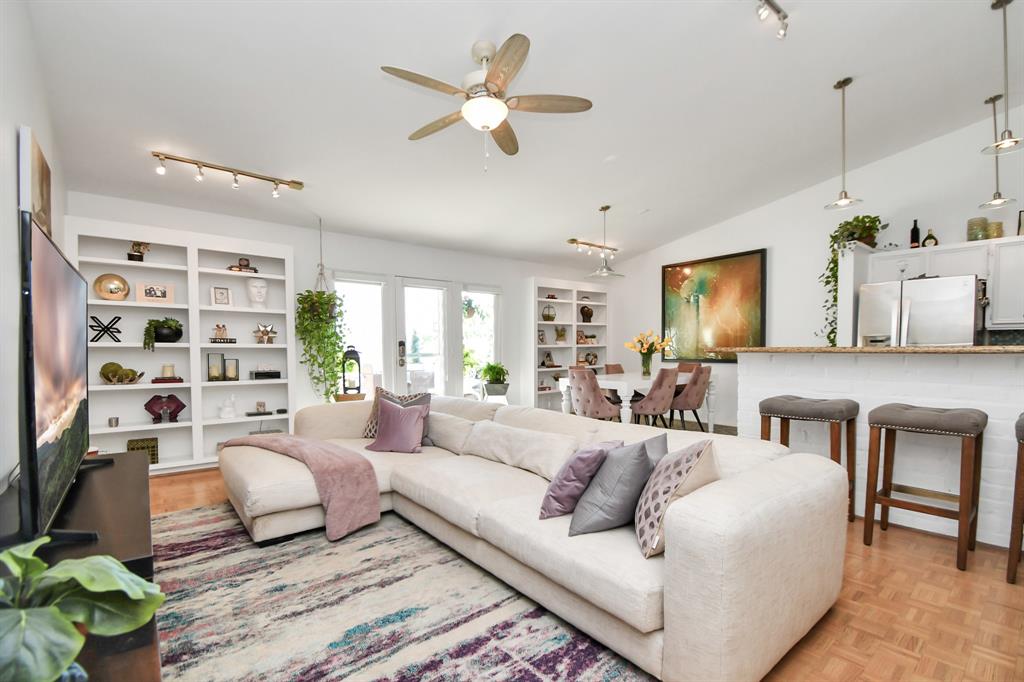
[857,275,980,347]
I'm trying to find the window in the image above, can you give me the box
[462,289,499,398]
[335,277,385,391]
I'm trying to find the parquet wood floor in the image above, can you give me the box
[151,470,1024,680]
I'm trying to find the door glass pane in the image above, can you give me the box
[404,286,445,394]
[462,291,497,397]
[336,279,384,392]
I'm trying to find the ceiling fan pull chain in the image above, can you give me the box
[483,133,490,173]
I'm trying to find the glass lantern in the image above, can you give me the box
[341,346,361,394]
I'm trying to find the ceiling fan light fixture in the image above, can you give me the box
[461,96,509,131]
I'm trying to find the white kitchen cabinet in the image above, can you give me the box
[927,243,989,278]
[869,252,926,282]
[987,240,1024,328]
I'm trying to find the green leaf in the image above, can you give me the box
[0,537,51,580]
[0,577,16,607]
[38,555,159,601]
[54,587,164,636]
[0,607,84,682]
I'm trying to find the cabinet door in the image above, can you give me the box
[988,241,1024,327]
[927,244,989,278]
[870,252,926,282]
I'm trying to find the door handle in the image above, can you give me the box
[398,339,406,367]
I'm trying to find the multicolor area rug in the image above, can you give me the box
[153,504,653,681]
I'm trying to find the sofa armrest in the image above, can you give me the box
[294,400,373,440]
[662,453,847,682]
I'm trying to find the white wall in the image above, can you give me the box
[608,109,1024,427]
[66,191,581,411]
[1,1,67,491]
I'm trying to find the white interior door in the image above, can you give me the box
[396,278,452,395]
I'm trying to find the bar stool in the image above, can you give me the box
[864,403,988,571]
[760,395,858,522]
[1008,412,1024,583]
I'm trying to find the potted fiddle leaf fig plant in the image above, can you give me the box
[295,289,345,402]
[480,362,509,398]
[0,536,165,682]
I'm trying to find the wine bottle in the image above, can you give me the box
[922,229,939,247]
[910,219,921,248]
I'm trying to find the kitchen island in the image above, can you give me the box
[721,345,1024,547]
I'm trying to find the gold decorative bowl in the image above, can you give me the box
[93,273,130,300]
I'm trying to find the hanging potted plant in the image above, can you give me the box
[462,298,485,319]
[818,215,890,346]
[142,318,183,351]
[480,362,509,398]
[295,289,345,402]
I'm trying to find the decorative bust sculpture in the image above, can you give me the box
[246,278,269,309]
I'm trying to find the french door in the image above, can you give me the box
[395,278,454,395]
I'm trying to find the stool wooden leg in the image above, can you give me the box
[828,421,842,465]
[970,432,984,551]
[1008,442,1024,584]
[957,436,977,571]
[760,415,771,441]
[880,429,896,531]
[845,418,857,522]
[864,426,881,546]
[780,418,790,447]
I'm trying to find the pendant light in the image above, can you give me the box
[981,0,1021,156]
[588,206,624,278]
[980,94,1017,209]
[825,77,863,210]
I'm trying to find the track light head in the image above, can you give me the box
[232,173,240,190]
[776,21,788,39]
[194,165,204,183]
[757,1,771,20]
[272,182,280,199]
[155,156,166,176]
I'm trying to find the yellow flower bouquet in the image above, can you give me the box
[624,330,671,377]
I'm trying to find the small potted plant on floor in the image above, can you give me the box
[0,536,165,682]
[480,362,509,398]
[143,318,183,351]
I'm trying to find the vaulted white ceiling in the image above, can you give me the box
[27,1,1021,265]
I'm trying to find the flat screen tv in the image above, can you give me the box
[19,212,89,537]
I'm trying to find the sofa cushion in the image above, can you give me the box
[366,399,430,453]
[389,455,549,536]
[539,441,623,519]
[478,495,665,633]
[427,412,474,454]
[431,395,501,422]
[328,438,454,494]
[363,388,433,445]
[494,404,601,444]
[462,420,579,481]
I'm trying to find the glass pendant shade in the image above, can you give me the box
[825,77,862,211]
[461,96,509,131]
[588,258,624,278]
[980,192,1016,210]
[980,93,1017,208]
[982,0,1020,156]
[825,190,862,211]
[981,132,1022,156]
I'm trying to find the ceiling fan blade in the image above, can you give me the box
[506,95,593,113]
[485,34,530,95]
[409,111,464,140]
[381,66,467,98]
[491,120,519,156]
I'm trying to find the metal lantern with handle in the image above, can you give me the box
[341,346,361,394]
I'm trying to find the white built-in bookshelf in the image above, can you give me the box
[66,217,296,474]
[531,278,609,411]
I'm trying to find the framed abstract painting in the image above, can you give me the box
[662,248,766,362]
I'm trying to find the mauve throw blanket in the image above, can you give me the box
[224,435,380,541]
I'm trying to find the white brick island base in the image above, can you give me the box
[733,348,1024,547]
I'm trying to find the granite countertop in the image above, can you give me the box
[713,346,1024,354]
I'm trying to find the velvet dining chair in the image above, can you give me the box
[569,368,621,421]
[630,367,679,427]
[669,366,711,431]
[602,363,625,405]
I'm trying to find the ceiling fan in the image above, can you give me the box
[381,34,592,155]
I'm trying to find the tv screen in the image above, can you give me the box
[20,214,89,536]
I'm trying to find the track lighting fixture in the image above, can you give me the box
[151,151,304,198]
[825,77,863,210]
[569,206,624,278]
[980,94,1017,209]
[754,0,788,40]
[982,0,1020,156]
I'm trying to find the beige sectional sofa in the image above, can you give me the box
[219,396,848,681]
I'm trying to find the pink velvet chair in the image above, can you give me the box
[669,366,711,431]
[602,363,625,405]
[630,367,678,427]
[569,368,621,421]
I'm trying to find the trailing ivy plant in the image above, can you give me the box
[295,290,345,402]
[142,317,183,352]
[818,215,890,346]
[0,536,165,682]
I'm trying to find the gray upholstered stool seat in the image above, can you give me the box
[868,403,988,437]
[759,395,859,423]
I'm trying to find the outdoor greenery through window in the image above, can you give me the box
[462,291,497,398]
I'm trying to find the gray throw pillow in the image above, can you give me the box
[568,434,668,536]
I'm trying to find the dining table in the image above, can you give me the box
[556,370,714,431]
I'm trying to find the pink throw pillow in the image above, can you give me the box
[366,399,430,453]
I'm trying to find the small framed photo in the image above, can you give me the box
[224,358,239,381]
[137,282,174,304]
[207,352,225,381]
[210,286,233,307]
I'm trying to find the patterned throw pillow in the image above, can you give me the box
[634,440,718,558]
[363,387,432,445]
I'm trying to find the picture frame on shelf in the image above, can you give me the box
[210,286,233,306]
[137,282,174,304]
